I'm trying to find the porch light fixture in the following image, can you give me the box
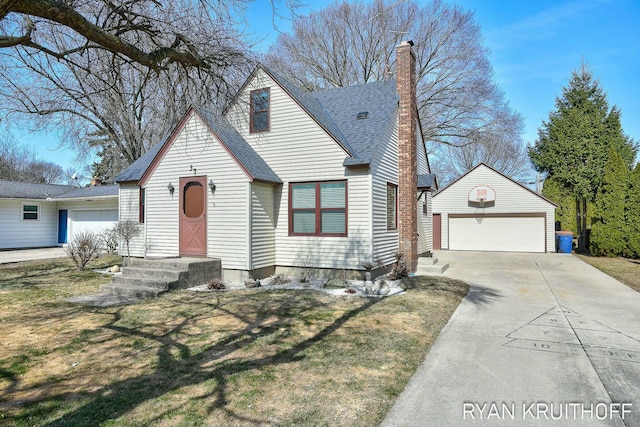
[167,182,175,196]
[208,179,216,193]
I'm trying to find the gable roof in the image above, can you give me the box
[0,179,118,200]
[260,65,399,166]
[115,107,281,185]
[433,163,557,207]
[116,64,426,183]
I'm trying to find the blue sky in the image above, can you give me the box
[14,0,640,175]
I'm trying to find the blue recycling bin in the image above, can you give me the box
[556,232,573,253]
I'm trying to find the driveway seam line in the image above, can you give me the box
[534,259,629,427]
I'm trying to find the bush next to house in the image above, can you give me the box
[101,225,119,254]
[590,148,629,256]
[115,220,142,265]
[66,230,102,270]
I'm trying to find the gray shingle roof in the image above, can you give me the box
[313,80,398,165]
[52,184,119,199]
[418,174,436,189]
[0,180,74,199]
[115,139,165,182]
[0,179,118,200]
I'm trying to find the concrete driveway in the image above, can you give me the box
[0,247,67,264]
[382,251,640,427]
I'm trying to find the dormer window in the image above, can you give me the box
[250,88,270,133]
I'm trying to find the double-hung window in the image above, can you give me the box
[139,188,146,223]
[250,88,270,133]
[290,181,347,236]
[22,203,39,220]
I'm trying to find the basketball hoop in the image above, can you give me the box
[475,207,485,224]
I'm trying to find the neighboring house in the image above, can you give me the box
[432,163,557,253]
[0,179,119,250]
[115,41,436,280]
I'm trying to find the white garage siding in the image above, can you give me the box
[433,164,556,253]
[448,215,546,253]
[68,209,119,240]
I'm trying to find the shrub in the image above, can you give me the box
[390,251,409,280]
[66,230,102,270]
[270,274,290,286]
[207,279,226,290]
[100,225,119,254]
[114,220,142,265]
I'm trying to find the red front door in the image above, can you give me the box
[179,176,207,256]
[433,213,442,250]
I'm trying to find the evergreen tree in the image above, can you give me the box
[626,163,640,258]
[590,148,629,256]
[529,64,637,252]
[542,175,577,234]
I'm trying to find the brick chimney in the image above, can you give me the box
[90,177,102,186]
[396,40,418,272]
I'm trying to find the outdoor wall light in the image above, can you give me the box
[167,182,175,196]
[208,179,216,193]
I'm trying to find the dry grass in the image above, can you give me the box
[0,258,468,427]
[576,254,640,293]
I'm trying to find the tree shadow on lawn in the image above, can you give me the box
[33,292,383,426]
[403,276,499,306]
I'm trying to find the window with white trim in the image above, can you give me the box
[22,203,40,221]
[250,88,270,133]
[289,181,347,236]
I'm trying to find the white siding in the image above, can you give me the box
[417,136,429,174]
[118,184,146,257]
[370,116,399,267]
[250,182,277,269]
[141,114,250,269]
[417,191,433,254]
[0,199,58,249]
[227,69,372,269]
[432,165,556,253]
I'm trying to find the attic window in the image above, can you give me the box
[356,111,369,120]
[250,88,270,133]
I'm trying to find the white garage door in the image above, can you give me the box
[449,216,545,253]
[70,209,118,239]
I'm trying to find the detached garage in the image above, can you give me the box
[433,163,556,253]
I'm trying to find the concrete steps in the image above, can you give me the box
[100,257,221,299]
[414,255,449,276]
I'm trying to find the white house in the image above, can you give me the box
[0,180,119,250]
[432,163,557,253]
[115,41,436,280]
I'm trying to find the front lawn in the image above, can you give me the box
[576,254,640,293]
[0,257,468,426]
